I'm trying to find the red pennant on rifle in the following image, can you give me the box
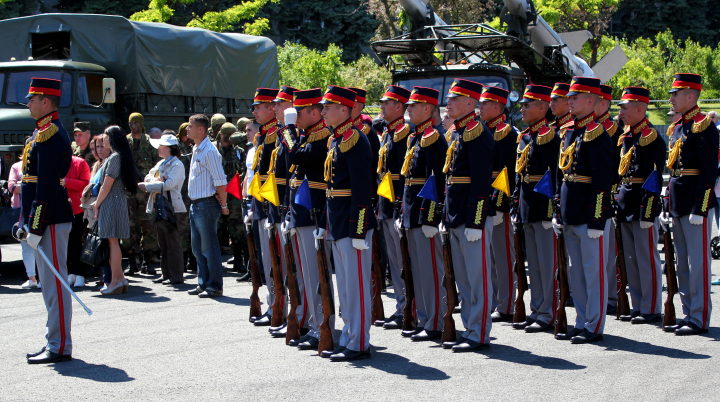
[226,173,242,200]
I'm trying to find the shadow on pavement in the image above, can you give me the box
[90,285,171,303]
[485,344,587,370]
[52,358,134,382]
[207,296,251,306]
[349,347,451,380]
[601,334,712,358]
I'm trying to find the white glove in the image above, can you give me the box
[438,221,448,234]
[421,224,438,238]
[27,233,41,250]
[552,218,563,236]
[493,212,504,226]
[464,228,482,242]
[352,238,369,250]
[281,221,291,235]
[639,220,653,229]
[394,218,402,234]
[587,229,604,239]
[244,211,253,224]
[313,228,326,250]
[263,219,273,231]
[284,108,298,125]
[542,220,553,230]
[689,214,703,225]
[659,213,671,228]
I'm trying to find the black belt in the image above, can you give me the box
[191,196,216,205]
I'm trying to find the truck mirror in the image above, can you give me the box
[102,78,116,104]
[509,91,520,103]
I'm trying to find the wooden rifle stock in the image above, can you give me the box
[614,219,631,319]
[399,228,416,331]
[662,224,678,327]
[371,230,386,324]
[513,223,528,323]
[554,230,570,337]
[267,224,286,328]
[245,217,263,322]
[440,231,457,344]
[311,209,335,356]
[283,227,302,344]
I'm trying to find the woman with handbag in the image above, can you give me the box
[138,134,187,285]
[93,126,137,295]
[82,135,112,288]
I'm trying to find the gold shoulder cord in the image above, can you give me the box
[401,145,416,176]
[558,142,576,172]
[618,147,634,176]
[324,148,335,182]
[515,144,530,173]
[666,139,682,169]
[267,147,279,174]
[443,140,457,174]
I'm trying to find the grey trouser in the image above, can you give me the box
[620,220,662,315]
[294,226,335,339]
[564,221,610,334]
[449,220,493,344]
[407,227,447,332]
[330,231,373,352]
[277,223,306,326]
[258,219,287,318]
[524,221,558,326]
[381,219,406,316]
[606,219,618,307]
[673,210,714,329]
[35,223,73,355]
[490,217,516,315]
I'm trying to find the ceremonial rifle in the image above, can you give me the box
[662,216,678,327]
[396,201,416,331]
[512,222,528,324]
[371,229,386,325]
[264,202,286,328]
[614,218,631,319]
[311,208,335,355]
[282,206,302,344]
[440,228,457,345]
[245,198,262,322]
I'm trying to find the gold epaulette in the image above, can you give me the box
[463,120,483,142]
[493,122,511,141]
[603,120,618,138]
[639,127,658,147]
[420,129,439,147]
[361,124,370,135]
[338,128,359,153]
[308,127,331,143]
[667,122,678,138]
[536,126,555,145]
[692,113,712,133]
[36,123,58,143]
[282,129,294,148]
[583,122,604,142]
[393,123,410,142]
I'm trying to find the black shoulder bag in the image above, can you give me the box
[80,222,109,267]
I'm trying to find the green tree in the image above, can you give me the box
[0,0,40,20]
[56,0,148,18]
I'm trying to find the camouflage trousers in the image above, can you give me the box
[217,194,247,253]
[177,198,192,252]
[121,191,159,255]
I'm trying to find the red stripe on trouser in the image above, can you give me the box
[293,234,308,329]
[504,218,513,315]
[480,228,489,344]
[702,217,709,329]
[356,249,366,351]
[50,225,66,355]
[275,231,285,309]
[429,237,440,331]
[593,235,605,334]
[648,226,657,314]
[552,233,557,323]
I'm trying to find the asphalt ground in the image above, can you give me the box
[1,229,719,401]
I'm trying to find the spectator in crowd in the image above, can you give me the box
[176,122,196,272]
[236,117,251,132]
[65,155,91,288]
[148,127,163,140]
[441,112,454,132]
[138,134,187,285]
[708,111,720,130]
[82,134,111,288]
[432,106,446,135]
[93,126,138,295]
[72,121,95,167]
[8,154,37,289]
[186,114,228,298]
[162,129,176,138]
[668,110,682,124]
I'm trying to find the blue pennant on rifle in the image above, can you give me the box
[642,170,661,194]
[294,178,313,210]
[417,175,439,202]
[533,170,554,199]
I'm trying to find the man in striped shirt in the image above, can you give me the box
[186,114,229,298]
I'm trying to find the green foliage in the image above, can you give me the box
[130,0,177,23]
[57,0,148,17]
[0,0,39,20]
[278,41,391,105]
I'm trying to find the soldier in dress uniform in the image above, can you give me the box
[397,86,448,343]
[441,78,494,352]
[478,85,518,323]
[347,87,381,197]
[22,78,75,364]
[552,77,613,344]
[246,87,289,328]
[376,85,412,330]
[176,122,196,271]
[511,85,561,332]
[662,73,718,335]
[318,85,377,361]
[596,84,621,314]
[615,86,665,324]
[549,83,572,133]
[281,88,335,351]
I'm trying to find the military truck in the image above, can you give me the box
[0,13,279,179]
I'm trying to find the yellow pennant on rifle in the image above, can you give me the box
[377,173,395,201]
[491,167,511,196]
[248,173,263,202]
[258,173,280,206]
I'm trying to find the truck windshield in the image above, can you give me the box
[5,71,72,107]
[396,75,508,106]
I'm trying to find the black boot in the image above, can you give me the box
[124,253,139,276]
[141,252,156,275]
[237,258,251,282]
[235,249,246,274]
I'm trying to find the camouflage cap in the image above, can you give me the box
[211,113,227,128]
[219,122,237,139]
[236,117,252,131]
[177,122,188,138]
[74,121,91,132]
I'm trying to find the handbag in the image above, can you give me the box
[0,207,21,238]
[154,185,177,231]
[80,222,109,267]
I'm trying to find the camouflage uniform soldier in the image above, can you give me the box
[177,122,196,270]
[209,113,226,142]
[124,112,161,275]
[71,121,96,167]
[215,122,248,271]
